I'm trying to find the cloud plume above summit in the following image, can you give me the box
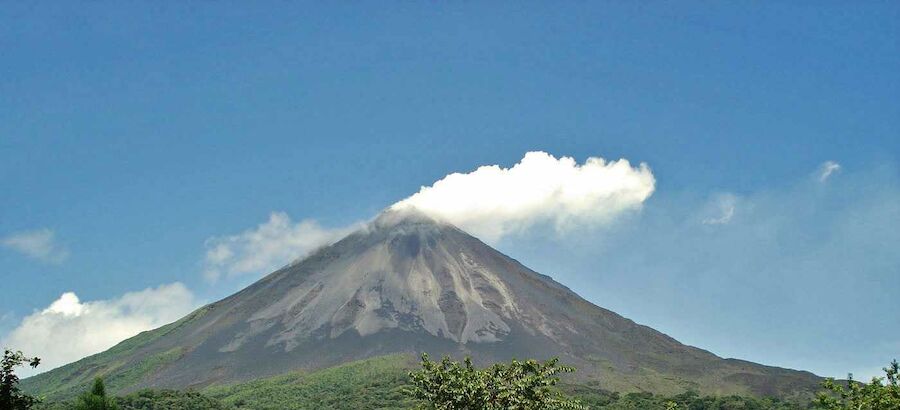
[199,152,655,281]
[392,151,656,241]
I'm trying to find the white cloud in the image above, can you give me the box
[1,283,198,376]
[818,160,842,182]
[203,212,359,282]
[1,229,69,264]
[392,151,656,242]
[702,194,738,225]
[512,164,900,380]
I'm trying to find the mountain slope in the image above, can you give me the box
[22,209,821,400]
[204,354,416,410]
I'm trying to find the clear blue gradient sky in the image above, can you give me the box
[1,2,898,379]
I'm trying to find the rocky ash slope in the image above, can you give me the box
[23,208,820,400]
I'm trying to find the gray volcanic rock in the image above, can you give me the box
[23,208,822,399]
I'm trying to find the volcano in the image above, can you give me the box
[23,208,820,399]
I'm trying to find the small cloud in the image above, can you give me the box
[702,194,738,225]
[392,151,656,242]
[0,283,198,376]
[1,228,69,264]
[203,212,360,282]
[817,161,842,182]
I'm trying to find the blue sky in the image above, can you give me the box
[1,2,898,379]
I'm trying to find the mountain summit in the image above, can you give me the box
[24,208,820,399]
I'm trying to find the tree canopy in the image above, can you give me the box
[408,354,586,409]
[1,349,41,410]
[74,378,119,410]
[815,360,900,410]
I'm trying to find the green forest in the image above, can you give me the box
[5,350,898,410]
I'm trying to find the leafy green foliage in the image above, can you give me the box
[116,389,229,410]
[814,360,900,410]
[74,378,119,410]
[35,388,229,410]
[408,353,586,409]
[37,383,812,410]
[571,389,805,409]
[1,349,41,410]
[36,355,900,409]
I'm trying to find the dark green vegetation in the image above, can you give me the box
[36,389,228,410]
[115,389,229,410]
[408,354,586,409]
[24,356,900,409]
[814,360,900,410]
[73,379,117,410]
[34,355,413,410]
[2,349,41,410]
[204,354,416,409]
[571,389,804,409]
